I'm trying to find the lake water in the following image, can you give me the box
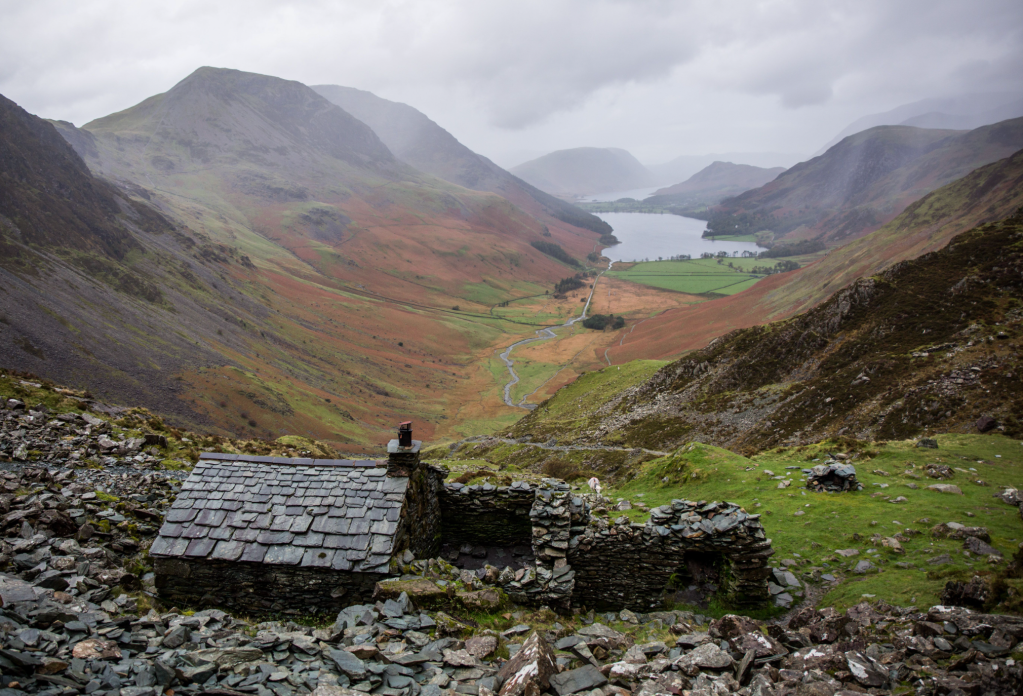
[596,212,763,263]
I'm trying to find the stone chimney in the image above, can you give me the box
[387,421,421,477]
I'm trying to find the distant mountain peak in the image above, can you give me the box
[509,147,654,197]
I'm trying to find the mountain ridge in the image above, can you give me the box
[311,84,612,236]
[703,118,1023,244]
[600,146,1023,366]
[817,91,1023,154]
[644,161,785,208]
[5,69,612,448]
[510,147,654,197]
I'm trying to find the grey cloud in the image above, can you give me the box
[0,0,1020,162]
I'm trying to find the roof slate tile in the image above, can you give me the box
[152,454,409,571]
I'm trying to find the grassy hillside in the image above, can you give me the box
[312,85,612,237]
[5,69,615,449]
[430,434,1023,613]
[507,213,1023,455]
[704,119,1023,245]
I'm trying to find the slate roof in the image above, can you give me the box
[150,453,408,573]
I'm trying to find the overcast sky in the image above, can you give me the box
[1,0,1021,168]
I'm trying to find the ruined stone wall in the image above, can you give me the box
[434,480,774,611]
[439,481,535,546]
[393,464,446,560]
[154,557,387,615]
[567,500,773,611]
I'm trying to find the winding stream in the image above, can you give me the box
[498,262,609,409]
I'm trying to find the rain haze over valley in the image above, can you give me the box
[3,9,1023,691]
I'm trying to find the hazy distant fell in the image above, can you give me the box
[511,147,654,197]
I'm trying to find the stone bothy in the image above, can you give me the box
[152,431,446,615]
[153,429,775,614]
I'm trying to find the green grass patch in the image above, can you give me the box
[608,258,769,295]
[506,360,668,441]
[599,435,1023,613]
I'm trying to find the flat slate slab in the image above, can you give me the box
[549,664,607,695]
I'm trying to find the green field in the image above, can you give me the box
[608,257,774,295]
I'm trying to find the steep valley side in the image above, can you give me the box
[504,213,1023,458]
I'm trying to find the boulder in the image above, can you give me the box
[71,638,122,660]
[976,416,998,432]
[328,648,368,680]
[497,631,557,696]
[458,589,503,610]
[708,614,761,641]
[964,536,1002,557]
[852,560,877,574]
[844,651,888,688]
[928,484,963,495]
[374,579,447,607]
[673,643,733,675]
[465,635,498,659]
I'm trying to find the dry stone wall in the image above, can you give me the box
[440,480,773,610]
[392,464,446,560]
[569,500,773,611]
[439,480,535,546]
[526,483,580,610]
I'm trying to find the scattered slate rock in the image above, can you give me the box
[964,536,1002,557]
[549,664,607,695]
[806,461,862,492]
[852,560,877,574]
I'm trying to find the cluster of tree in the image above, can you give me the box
[702,210,774,237]
[580,200,680,216]
[586,251,601,263]
[531,240,580,267]
[582,313,625,330]
[599,232,620,245]
[555,275,587,293]
[757,238,826,258]
[748,259,800,275]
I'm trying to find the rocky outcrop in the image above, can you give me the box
[806,461,862,492]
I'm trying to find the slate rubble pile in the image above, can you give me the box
[4,542,1023,696]
[2,395,1022,695]
[805,462,863,493]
